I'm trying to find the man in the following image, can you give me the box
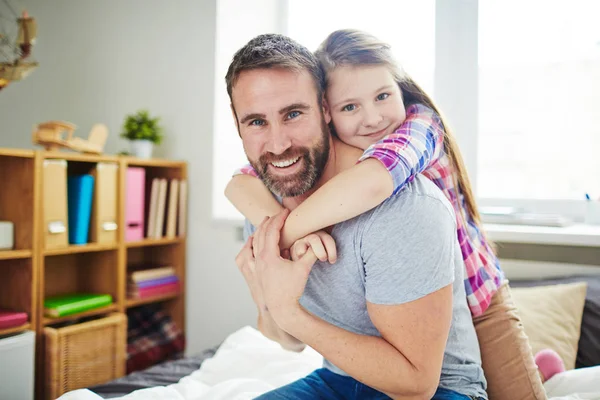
[226,34,487,400]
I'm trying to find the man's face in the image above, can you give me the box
[231,68,332,197]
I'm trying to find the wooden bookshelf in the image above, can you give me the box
[0,150,38,348]
[0,148,187,400]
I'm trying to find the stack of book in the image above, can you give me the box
[146,178,187,239]
[128,266,180,299]
[44,293,113,318]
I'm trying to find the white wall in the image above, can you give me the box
[0,0,256,354]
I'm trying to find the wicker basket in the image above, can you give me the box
[44,313,127,400]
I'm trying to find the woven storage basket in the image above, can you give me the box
[44,313,126,400]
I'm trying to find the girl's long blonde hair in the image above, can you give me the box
[315,29,483,227]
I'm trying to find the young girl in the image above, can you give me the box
[226,29,557,398]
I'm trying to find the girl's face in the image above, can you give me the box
[326,65,406,150]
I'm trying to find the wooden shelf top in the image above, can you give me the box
[42,151,119,163]
[0,148,35,158]
[44,242,118,256]
[39,151,186,168]
[126,292,180,308]
[126,237,184,248]
[0,249,32,261]
[43,304,118,326]
[122,157,186,168]
[0,323,31,336]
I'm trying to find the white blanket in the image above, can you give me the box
[58,326,600,400]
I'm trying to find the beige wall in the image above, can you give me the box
[0,0,257,354]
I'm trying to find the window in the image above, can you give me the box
[213,0,597,222]
[287,0,436,95]
[213,0,435,221]
[477,0,600,201]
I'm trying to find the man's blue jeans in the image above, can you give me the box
[254,368,478,399]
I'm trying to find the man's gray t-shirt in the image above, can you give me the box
[244,175,487,399]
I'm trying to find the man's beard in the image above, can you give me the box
[249,117,330,198]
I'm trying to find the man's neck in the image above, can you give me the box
[282,138,362,211]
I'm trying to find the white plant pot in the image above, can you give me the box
[129,139,154,159]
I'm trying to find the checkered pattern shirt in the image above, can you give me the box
[235,104,503,316]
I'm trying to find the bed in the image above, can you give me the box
[59,274,600,400]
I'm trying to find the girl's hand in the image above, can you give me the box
[290,231,337,264]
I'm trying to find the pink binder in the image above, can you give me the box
[0,309,28,329]
[125,167,146,242]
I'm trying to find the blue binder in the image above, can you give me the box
[67,174,95,245]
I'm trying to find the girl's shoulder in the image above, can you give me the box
[405,103,443,127]
[406,103,436,116]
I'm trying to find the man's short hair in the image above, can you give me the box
[225,34,326,106]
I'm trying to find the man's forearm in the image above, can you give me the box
[258,311,305,352]
[278,308,435,399]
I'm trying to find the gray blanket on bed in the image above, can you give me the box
[89,348,217,399]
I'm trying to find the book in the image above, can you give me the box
[44,293,113,318]
[146,178,160,238]
[129,266,175,283]
[67,174,95,245]
[178,180,187,236]
[153,179,168,238]
[128,275,179,289]
[128,282,180,299]
[0,309,28,329]
[165,179,179,238]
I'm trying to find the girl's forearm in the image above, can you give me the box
[225,175,284,227]
[280,159,393,248]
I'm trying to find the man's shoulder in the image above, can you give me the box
[370,175,455,223]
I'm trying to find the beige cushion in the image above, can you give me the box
[511,282,587,370]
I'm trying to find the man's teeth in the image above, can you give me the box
[271,157,300,168]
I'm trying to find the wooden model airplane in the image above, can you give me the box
[32,121,108,154]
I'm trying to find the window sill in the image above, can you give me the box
[484,223,600,247]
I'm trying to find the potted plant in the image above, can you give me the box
[120,110,163,158]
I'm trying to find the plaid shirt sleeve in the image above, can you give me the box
[233,164,259,178]
[358,104,445,195]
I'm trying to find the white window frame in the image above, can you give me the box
[213,0,588,224]
[435,0,586,222]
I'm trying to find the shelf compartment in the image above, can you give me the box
[0,259,33,325]
[0,154,35,250]
[44,251,119,317]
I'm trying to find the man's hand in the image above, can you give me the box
[290,230,337,264]
[235,235,266,312]
[253,209,318,327]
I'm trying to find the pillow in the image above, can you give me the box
[510,282,587,370]
[510,275,600,368]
